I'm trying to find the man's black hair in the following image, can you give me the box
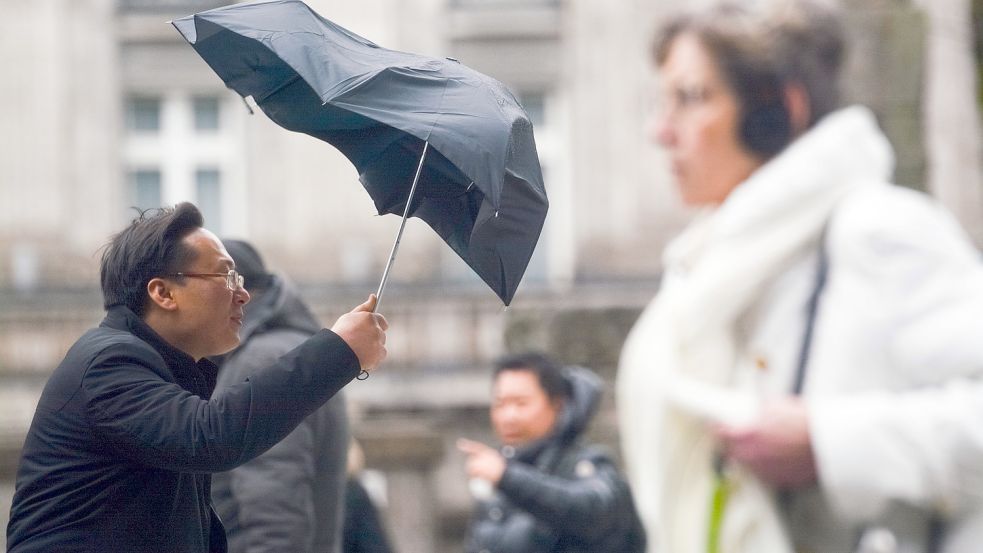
[493,351,571,402]
[100,202,204,316]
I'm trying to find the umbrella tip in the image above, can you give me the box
[241,95,255,115]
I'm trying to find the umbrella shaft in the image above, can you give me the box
[374,140,430,312]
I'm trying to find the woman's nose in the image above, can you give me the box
[650,113,675,148]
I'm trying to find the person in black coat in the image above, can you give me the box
[457,352,646,553]
[342,440,394,553]
[342,478,393,553]
[6,203,388,553]
[210,239,350,553]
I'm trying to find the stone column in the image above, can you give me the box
[842,0,927,189]
[358,419,445,553]
[912,0,983,245]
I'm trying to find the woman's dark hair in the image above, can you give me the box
[493,351,571,402]
[100,203,204,316]
[653,0,845,158]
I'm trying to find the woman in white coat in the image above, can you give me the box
[616,1,983,552]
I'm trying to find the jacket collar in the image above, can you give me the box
[101,305,219,396]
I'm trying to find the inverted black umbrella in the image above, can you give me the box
[172,0,548,307]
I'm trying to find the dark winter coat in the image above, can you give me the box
[6,305,359,553]
[211,276,349,553]
[465,367,646,553]
[342,477,394,553]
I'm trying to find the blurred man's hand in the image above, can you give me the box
[457,438,507,485]
[714,397,818,488]
[331,294,388,372]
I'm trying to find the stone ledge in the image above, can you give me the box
[356,419,445,471]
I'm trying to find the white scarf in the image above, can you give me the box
[617,106,894,553]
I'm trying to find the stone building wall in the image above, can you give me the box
[1,1,981,551]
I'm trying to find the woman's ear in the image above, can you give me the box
[784,82,812,137]
[146,278,179,312]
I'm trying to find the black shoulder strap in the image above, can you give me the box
[792,224,830,396]
[778,226,830,516]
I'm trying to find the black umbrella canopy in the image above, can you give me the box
[172,0,548,305]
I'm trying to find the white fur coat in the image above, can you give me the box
[618,106,983,553]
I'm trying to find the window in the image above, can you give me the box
[121,92,244,232]
[516,165,549,282]
[126,97,161,132]
[193,96,220,132]
[517,91,546,127]
[129,169,162,211]
[196,168,223,232]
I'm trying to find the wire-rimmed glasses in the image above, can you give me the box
[167,269,244,291]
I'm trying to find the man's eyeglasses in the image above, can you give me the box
[167,269,245,291]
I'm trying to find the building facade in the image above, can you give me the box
[1,0,981,551]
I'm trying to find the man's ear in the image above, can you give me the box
[146,278,179,312]
[783,82,812,137]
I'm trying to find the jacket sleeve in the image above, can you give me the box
[808,188,983,520]
[496,449,635,544]
[81,329,359,473]
[811,381,983,519]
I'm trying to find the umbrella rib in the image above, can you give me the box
[373,141,430,312]
[239,95,255,115]
[173,1,548,305]
[255,74,303,105]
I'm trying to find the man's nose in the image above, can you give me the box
[234,287,251,305]
[502,405,524,422]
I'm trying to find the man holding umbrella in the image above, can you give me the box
[6,203,388,553]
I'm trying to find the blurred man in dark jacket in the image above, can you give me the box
[211,239,349,553]
[6,204,388,553]
[457,352,645,553]
[342,440,394,553]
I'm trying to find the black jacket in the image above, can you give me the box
[342,477,394,553]
[211,276,349,553]
[6,305,359,553]
[466,367,646,553]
